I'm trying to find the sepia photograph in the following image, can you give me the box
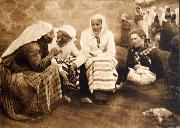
[0,0,179,127]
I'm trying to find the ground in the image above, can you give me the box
[0,80,179,128]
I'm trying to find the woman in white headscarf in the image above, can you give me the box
[71,14,118,103]
[134,6,144,25]
[0,21,62,120]
[50,25,86,102]
[161,6,172,23]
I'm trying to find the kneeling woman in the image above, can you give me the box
[0,21,62,120]
[71,14,118,103]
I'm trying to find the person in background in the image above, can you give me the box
[70,14,118,103]
[161,6,172,23]
[159,13,174,51]
[134,6,144,25]
[149,15,161,44]
[0,21,62,121]
[171,13,179,35]
[168,34,180,86]
[120,13,131,48]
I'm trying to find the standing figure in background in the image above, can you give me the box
[168,35,180,86]
[134,6,144,25]
[159,13,174,51]
[171,13,179,35]
[120,13,131,48]
[161,6,172,23]
[149,15,161,45]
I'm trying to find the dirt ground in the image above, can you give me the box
[0,80,179,128]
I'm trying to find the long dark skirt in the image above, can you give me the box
[0,64,62,119]
[159,22,174,51]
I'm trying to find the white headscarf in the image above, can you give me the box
[151,6,156,11]
[89,14,109,36]
[135,6,143,15]
[121,13,128,20]
[1,21,53,58]
[49,25,77,51]
[59,25,76,41]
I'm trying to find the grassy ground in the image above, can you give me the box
[0,80,179,128]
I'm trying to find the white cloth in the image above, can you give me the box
[149,8,157,25]
[175,8,179,25]
[127,64,156,85]
[86,57,118,93]
[1,21,53,58]
[141,13,150,38]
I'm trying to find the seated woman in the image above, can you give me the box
[123,33,165,85]
[50,25,85,102]
[71,14,118,103]
[0,21,62,120]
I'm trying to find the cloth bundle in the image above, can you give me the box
[86,57,118,93]
[127,64,156,85]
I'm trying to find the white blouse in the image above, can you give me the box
[80,29,116,58]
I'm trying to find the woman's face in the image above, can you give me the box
[44,29,55,43]
[91,18,102,35]
[136,8,141,14]
[130,34,144,48]
[56,30,72,47]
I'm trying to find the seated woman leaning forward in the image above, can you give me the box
[0,21,62,121]
[71,14,118,103]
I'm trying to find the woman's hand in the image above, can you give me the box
[89,52,97,57]
[89,50,102,57]
[70,63,77,77]
[0,57,2,64]
[59,71,69,84]
[50,48,62,56]
[134,64,141,70]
